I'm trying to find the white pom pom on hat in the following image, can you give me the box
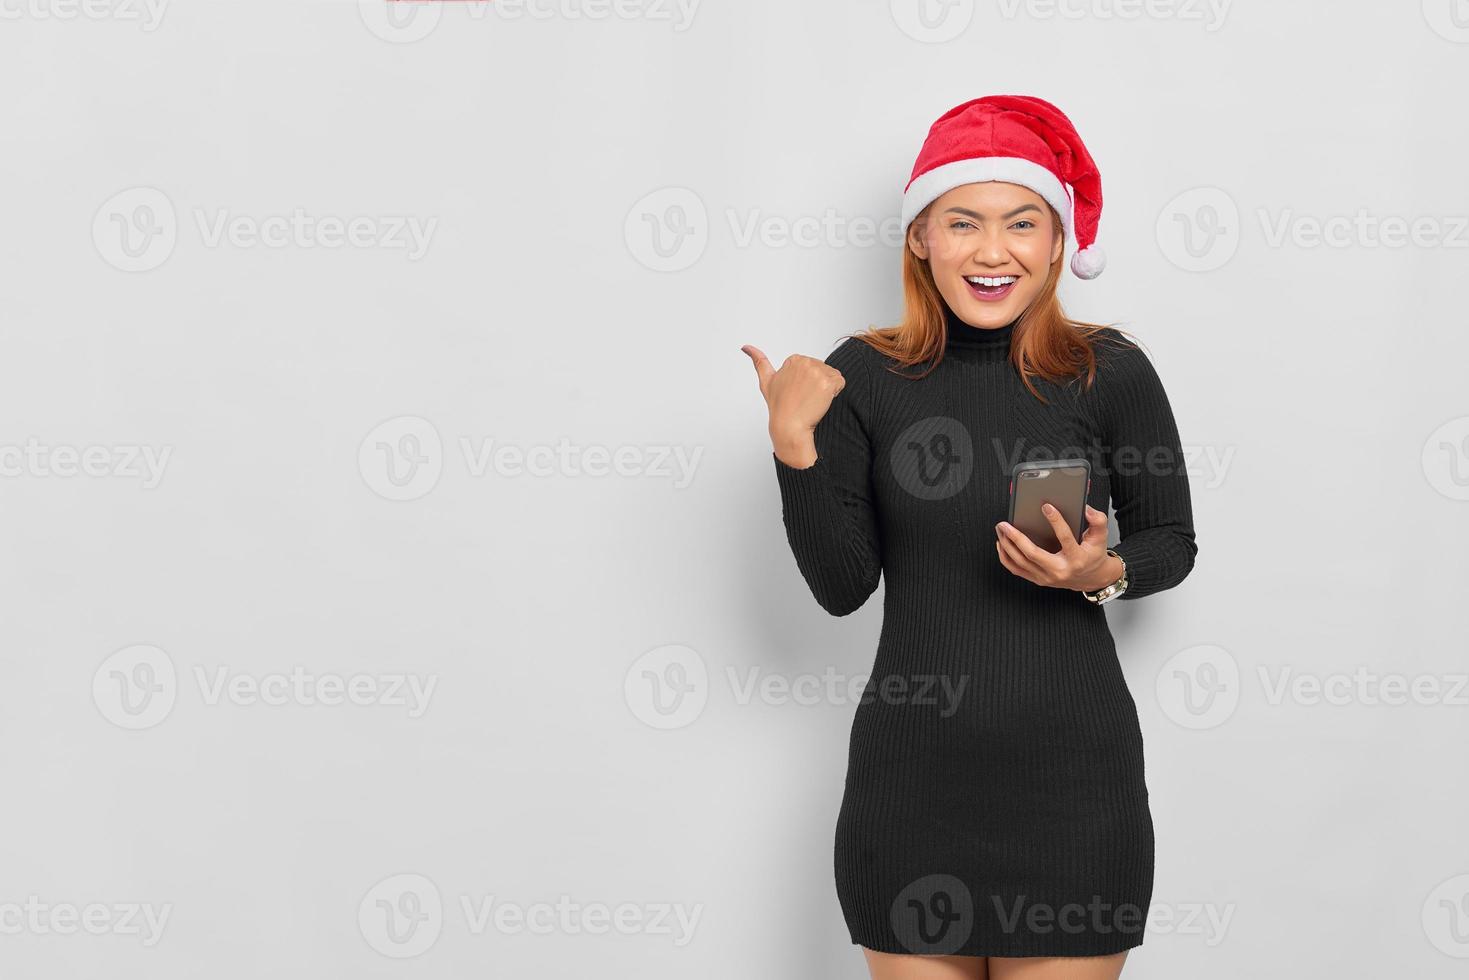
[1070,244,1106,280]
[901,95,1107,279]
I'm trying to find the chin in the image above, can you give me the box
[960,302,1020,327]
[952,291,1025,328]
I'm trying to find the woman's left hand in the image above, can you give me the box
[995,504,1120,592]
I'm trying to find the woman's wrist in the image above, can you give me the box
[770,422,817,469]
[1077,554,1125,593]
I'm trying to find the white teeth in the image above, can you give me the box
[966,276,1017,287]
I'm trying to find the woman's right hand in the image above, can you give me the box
[740,345,845,469]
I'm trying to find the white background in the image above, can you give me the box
[1,0,1467,976]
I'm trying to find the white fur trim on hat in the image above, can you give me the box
[900,156,1074,240]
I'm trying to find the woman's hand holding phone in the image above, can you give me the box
[742,345,845,469]
[995,503,1124,593]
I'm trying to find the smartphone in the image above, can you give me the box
[1007,459,1091,553]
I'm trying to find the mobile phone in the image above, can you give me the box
[1007,459,1091,553]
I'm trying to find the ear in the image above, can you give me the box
[1050,227,1064,267]
[906,219,929,261]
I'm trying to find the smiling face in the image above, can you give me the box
[906,181,1065,329]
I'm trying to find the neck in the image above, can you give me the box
[943,303,1020,351]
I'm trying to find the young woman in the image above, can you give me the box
[742,96,1198,980]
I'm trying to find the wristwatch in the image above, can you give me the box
[1082,549,1128,605]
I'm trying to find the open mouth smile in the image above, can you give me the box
[964,274,1018,302]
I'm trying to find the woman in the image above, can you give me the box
[742,96,1198,980]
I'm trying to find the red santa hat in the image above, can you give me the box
[900,95,1106,280]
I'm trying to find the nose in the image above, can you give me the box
[971,226,1008,267]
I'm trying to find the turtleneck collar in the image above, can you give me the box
[943,303,1020,352]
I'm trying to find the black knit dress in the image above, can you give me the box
[771,305,1198,958]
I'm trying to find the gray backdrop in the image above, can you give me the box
[1,1,1466,977]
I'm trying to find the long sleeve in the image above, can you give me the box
[771,338,883,617]
[1095,339,1199,600]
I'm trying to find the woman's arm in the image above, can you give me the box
[770,339,883,617]
[1096,339,1199,600]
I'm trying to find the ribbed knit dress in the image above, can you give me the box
[771,304,1198,958]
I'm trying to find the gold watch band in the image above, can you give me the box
[1082,549,1128,604]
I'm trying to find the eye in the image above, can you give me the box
[950,219,975,231]
[1011,219,1035,230]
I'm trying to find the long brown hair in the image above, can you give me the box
[846,202,1137,403]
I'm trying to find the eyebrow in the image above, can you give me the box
[943,204,1042,220]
